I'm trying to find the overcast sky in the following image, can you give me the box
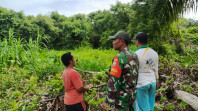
[0,0,197,20]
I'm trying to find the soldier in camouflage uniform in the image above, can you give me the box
[102,31,139,111]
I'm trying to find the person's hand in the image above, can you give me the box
[86,84,93,88]
[84,87,92,94]
[101,102,113,111]
[83,81,85,86]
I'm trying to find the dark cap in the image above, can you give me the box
[133,32,147,39]
[109,31,130,42]
[133,32,148,44]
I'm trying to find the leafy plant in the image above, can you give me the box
[179,101,188,110]
[160,96,167,102]
[166,104,176,110]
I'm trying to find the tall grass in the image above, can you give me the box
[0,30,136,110]
[0,29,62,110]
[72,47,117,71]
[0,29,116,110]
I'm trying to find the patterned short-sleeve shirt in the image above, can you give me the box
[104,47,139,109]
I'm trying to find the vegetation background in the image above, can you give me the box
[0,0,198,110]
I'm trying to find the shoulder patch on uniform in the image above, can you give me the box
[110,56,122,78]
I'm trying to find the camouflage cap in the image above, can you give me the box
[109,31,130,42]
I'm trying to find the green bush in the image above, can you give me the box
[166,104,176,110]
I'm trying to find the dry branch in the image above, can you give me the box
[39,98,56,103]
[74,67,102,74]
[91,84,107,89]
[39,95,64,103]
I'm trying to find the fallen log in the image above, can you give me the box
[91,84,107,89]
[74,67,102,74]
[175,90,198,111]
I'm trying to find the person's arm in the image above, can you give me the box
[104,56,122,105]
[133,54,139,85]
[131,54,139,94]
[77,86,89,93]
[104,76,119,105]
[120,54,139,101]
[154,54,159,80]
[72,71,89,93]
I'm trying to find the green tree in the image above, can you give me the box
[50,11,67,27]
[129,0,197,53]
[151,0,198,28]
[87,10,114,48]
[0,7,19,39]
[32,14,59,48]
[60,16,89,48]
[87,2,132,49]
[110,2,130,31]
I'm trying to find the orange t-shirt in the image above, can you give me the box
[62,68,83,105]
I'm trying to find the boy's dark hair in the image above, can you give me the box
[133,32,148,44]
[61,52,73,66]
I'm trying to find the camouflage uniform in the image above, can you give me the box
[104,47,139,109]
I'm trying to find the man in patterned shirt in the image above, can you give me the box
[102,31,139,111]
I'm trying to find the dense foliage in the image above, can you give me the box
[0,3,132,49]
[0,0,198,110]
[0,28,197,110]
[0,32,117,110]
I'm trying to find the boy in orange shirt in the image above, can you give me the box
[61,52,89,111]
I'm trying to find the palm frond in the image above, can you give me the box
[151,0,198,27]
